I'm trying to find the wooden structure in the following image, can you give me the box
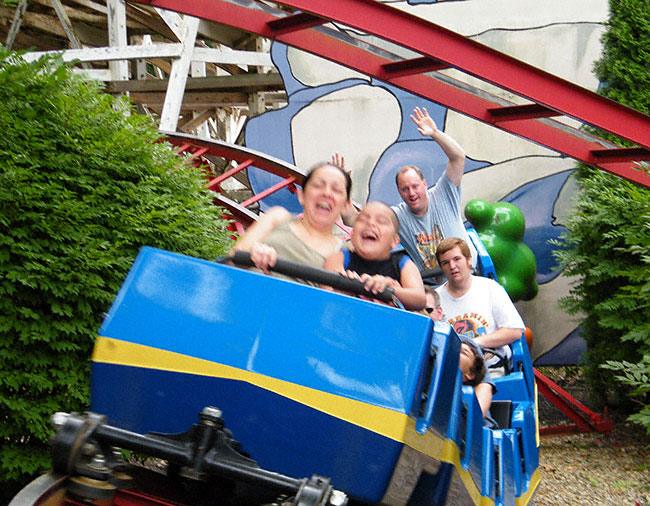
[2,0,286,145]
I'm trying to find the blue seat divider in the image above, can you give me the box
[481,426,495,500]
[502,428,523,499]
[461,386,485,491]
[511,402,539,487]
[511,333,535,399]
[466,227,498,280]
[416,322,461,436]
[492,430,517,506]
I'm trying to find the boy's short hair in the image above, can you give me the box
[388,206,400,235]
[363,201,400,235]
[463,342,487,387]
[435,237,472,264]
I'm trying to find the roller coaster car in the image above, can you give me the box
[12,245,539,506]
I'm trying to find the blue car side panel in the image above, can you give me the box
[97,247,431,413]
[91,363,401,502]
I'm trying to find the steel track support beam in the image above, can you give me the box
[131,0,650,188]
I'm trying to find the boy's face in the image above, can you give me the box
[351,202,399,261]
[459,342,476,383]
[438,246,472,287]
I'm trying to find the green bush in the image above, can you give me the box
[553,0,650,418]
[554,167,650,401]
[0,49,234,497]
[602,355,650,434]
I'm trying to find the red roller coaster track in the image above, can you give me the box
[132,0,650,189]
[166,131,306,231]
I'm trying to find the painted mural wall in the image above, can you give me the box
[243,0,611,363]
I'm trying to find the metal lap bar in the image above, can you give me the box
[206,159,254,192]
[267,12,326,35]
[240,176,297,208]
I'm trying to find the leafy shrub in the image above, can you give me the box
[553,0,650,418]
[554,167,650,401]
[602,355,650,434]
[0,49,233,497]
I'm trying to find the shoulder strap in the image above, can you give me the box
[342,248,351,270]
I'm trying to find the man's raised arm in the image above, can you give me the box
[410,107,466,187]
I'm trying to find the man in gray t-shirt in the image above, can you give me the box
[391,107,476,277]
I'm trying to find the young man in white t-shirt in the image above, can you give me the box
[435,237,525,376]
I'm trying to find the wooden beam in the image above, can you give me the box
[189,58,210,137]
[0,27,63,51]
[147,57,172,75]
[107,0,129,81]
[125,3,179,42]
[179,108,215,133]
[104,73,284,92]
[0,9,67,39]
[128,91,250,109]
[65,0,108,16]
[159,15,200,130]
[30,0,106,24]
[21,44,273,66]
[155,6,186,40]
[51,0,87,50]
[5,0,28,50]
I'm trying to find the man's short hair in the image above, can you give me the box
[435,237,472,264]
[395,165,424,187]
[424,285,441,307]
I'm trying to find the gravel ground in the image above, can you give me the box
[535,367,650,505]
[536,423,650,505]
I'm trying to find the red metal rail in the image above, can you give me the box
[132,0,650,188]
[166,131,303,229]
[535,368,614,435]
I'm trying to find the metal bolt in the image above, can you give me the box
[202,406,222,418]
[51,412,69,430]
[89,454,107,470]
[329,490,347,506]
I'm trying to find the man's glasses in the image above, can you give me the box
[425,307,437,314]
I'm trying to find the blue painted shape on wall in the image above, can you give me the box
[502,170,572,284]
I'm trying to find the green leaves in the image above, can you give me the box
[0,48,234,493]
[552,0,650,430]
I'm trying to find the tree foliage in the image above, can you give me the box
[0,49,234,496]
[553,0,650,415]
